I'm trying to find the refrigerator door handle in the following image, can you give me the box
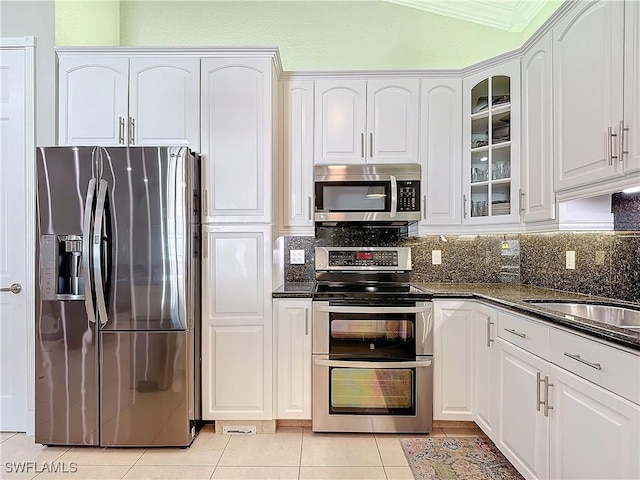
[83,178,98,324]
[93,179,109,327]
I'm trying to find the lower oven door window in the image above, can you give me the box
[330,366,415,415]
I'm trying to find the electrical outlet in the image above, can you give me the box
[432,250,442,265]
[290,249,305,265]
[565,250,576,270]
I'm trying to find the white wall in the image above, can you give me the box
[1,0,56,145]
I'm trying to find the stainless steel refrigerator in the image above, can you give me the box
[35,146,200,447]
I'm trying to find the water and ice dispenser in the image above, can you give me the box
[40,234,85,300]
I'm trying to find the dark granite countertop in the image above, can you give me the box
[272,282,315,298]
[415,283,640,352]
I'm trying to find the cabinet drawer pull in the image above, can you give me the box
[504,328,526,338]
[361,133,365,159]
[563,352,602,370]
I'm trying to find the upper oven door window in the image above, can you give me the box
[330,312,415,360]
[315,181,391,213]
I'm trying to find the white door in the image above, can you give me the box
[367,79,419,164]
[549,365,640,480]
[129,57,200,149]
[473,304,498,437]
[521,31,555,223]
[200,224,273,420]
[57,55,129,146]
[275,299,312,419]
[432,301,475,420]
[553,0,625,190]
[419,78,462,227]
[497,338,549,480]
[314,79,366,164]
[0,43,31,432]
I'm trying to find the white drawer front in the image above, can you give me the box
[550,328,640,405]
[497,310,550,360]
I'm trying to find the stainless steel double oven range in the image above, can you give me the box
[312,246,433,433]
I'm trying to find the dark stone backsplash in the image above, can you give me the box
[283,230,640,303]
[612,191,640,231]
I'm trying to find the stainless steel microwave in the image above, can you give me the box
[314,164,421,225]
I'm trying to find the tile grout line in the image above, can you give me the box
[297,427,304,480]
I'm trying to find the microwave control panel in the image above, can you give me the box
[397,181,420,212]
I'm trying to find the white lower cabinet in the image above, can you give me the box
[201,224,273,420]
[433,301,474,420]
[473,303,498,437]
[549,364,640,480]
[490,308,640,480]
[496,338,550,480]
[274,299,312,419]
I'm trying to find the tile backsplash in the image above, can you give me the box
[283,230,640,303]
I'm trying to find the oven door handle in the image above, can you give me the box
[314,357,432,369]
[314,305,432,314]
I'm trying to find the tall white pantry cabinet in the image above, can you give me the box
[200,54,278,421]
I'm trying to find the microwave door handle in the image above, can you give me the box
[390,175,397,218]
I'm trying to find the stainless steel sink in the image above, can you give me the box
[524,300,640,330]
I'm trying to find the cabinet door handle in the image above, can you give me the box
[370,132,374,158]
[486,318,494,347]
[519,188,525,213]
[608,126,618,165]
[304,308,309,336]
[422,195,427,220]
[463,194,468,219]
[544,376,554,417]
[203,189,209,217]
[129,117,135,145]
[118,117,125,144]
[563,352,602,370]
[307,196,313,221]
[619,120,629,162]
[504,328,526,338]
[361,133,365,159]
[536,371,544,412]
[202,234,208,259]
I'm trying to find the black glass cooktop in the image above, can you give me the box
[313,282,431,301]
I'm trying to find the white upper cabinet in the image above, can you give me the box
[553,1,626,191]
[279,80,314,235]
[521,32,556,224]
[419,78,462,228]
[463,60,521,225]
[129,57,200,148]
[314,78,419,164]
[58,55,129,146]
[58,54,200,149]
[624,0,640,174]
[200,57,274,223]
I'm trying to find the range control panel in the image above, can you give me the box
[315,247,412,271]
[397,181,420,212]
[328,250,399,267]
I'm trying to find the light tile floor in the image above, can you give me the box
[0,423,485,480]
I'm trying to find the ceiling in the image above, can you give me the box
[383,0,548,32]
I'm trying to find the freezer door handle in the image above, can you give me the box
[83,178,97,324]
[93,179,109,327]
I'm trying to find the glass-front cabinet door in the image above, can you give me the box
[463,60,520,225]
